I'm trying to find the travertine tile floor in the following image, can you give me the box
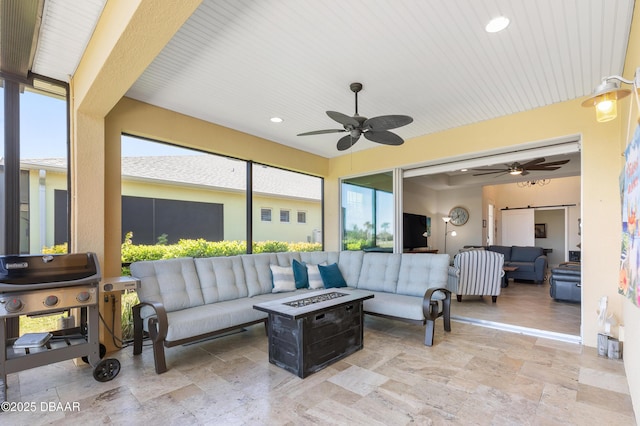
[2,304,635,425]
[450,279,582,338]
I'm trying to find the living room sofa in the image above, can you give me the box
[130,251,451,374]
[486,245,548,284]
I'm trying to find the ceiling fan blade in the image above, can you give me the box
[521,170,530,176]
[528,159,570,168]
[472,170,505,176]
[297,129,346,136]
[527,166,562,171]
[337,134,360,151]
[363,115,413,131]
[364,130,404,146]
[471,168,510,172]
[520,158,546,168]
[326,111,359,128]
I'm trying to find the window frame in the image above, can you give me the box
[280,209,290,223]
[260,207,272,222]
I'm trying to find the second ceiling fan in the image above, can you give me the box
[297,82,413,151]
[472,158,570,176]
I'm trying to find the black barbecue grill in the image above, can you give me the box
[0,253,120,402]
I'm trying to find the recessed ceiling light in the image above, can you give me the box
[460,168,468,172]
[270,117,283,123]
[485,16,510,33]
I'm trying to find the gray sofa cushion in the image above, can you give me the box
[337,250,364,287]
[510,246,543,262]
[165,298,267,341]
[131,257,204,313]
[487,245,512,261]
[507,261,536,272]
[275,251,301,266]
[356,252,401,293]
[241,253,278,297]
[396,253,449,297]
[363,292,428,321]
[299,251,339,266]
[194,256,248,303]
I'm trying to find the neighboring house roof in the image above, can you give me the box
[15,156,321,201]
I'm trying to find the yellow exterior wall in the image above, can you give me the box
[121,180,320,243]
[252,195,322,243]
[26,168,68,252]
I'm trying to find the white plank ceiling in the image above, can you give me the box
[31,0,635,159]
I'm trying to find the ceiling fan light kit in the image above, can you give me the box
[297,82,413,151]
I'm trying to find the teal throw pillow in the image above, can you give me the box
[318,263,347,288]
[292,259,308,289]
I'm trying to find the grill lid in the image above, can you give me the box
[0,253,99,285]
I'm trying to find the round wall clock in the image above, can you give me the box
[449,206,469,226]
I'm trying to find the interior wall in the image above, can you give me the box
[437,187,483,257]
[534,209,565,267]
[489,176,581,252]
[403,179,438,248]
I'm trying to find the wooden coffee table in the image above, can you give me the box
[253,289,373,378]
[502,266,519,287]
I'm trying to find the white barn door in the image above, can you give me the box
[501,209,534,246]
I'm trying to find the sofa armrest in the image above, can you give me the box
[422,287,451,320]
[533,255,548,280]
[132,300,168,353]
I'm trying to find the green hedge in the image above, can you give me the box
[120,236,322,275]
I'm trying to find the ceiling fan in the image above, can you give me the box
[297,82,413,151]
[472,158,570,176]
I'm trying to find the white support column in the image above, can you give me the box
[393,167,403,254]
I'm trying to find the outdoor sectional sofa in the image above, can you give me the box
[130,250,451,374]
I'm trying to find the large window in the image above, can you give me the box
[121,136,246,248]
[252,163,322,250]
[2,76,69,337]
[1,76,69,255]
[341,172,394,251]
[120,136,323,260]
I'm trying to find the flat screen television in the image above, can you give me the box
[403,212,428,249]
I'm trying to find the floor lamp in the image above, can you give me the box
[443,216,457,254]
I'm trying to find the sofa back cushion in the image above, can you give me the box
[356,253,401,293]
[194,256,248,303]
[275,252,301,266]
[131,257,204,312]
[510,246,543,262]
[396,253,449,297]
[241,253,278,296]
[487,245,511,261]
[337,250,364,286]
[300,251,339,266]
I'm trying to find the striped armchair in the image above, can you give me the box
[447,250,505,303]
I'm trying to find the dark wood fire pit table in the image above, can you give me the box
[253,289,374,378]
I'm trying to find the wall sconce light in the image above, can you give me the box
[442,216,457,254]
[582,67,640,122]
